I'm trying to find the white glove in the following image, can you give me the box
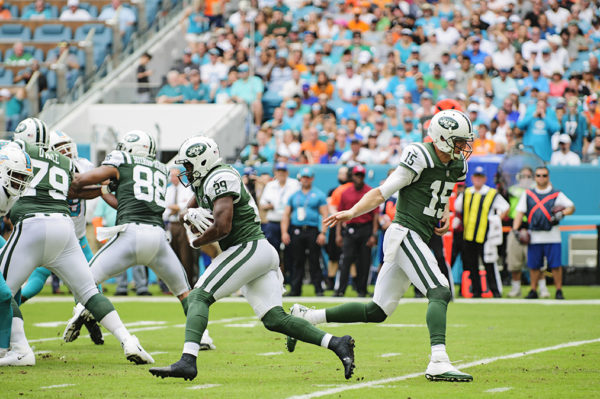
[183,208,214,235]
[184,222,203,249]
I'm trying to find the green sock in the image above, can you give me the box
[184,289,213,344]
[262,306,324,346]
[325,301,387,323]
[85,294,115,321]
[181,296,189,316]
[426,287,451,346]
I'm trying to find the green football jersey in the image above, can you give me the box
[195,164,264,251]
[11,141,73,223]
[393,142,467,242]
[102,150,167,227]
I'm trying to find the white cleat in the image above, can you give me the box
[0,348,7,358]
[0,346,35,366]
[507,288,521,298]
[290,303,319,325]
[63,303,88,343]
[122,335,154,365]
[425,352,472,382]
[200,329,216,350]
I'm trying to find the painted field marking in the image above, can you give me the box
[285,337,600,399]
[149,351,168,355]
[40,384,75,389]
[379,353,401,358]
[187,384,221,390]
[124,321,167,327]
[25,297,600,305]
[225,322,259,328]
[257,351,283,356]
[34,321,66,328]
[34,350,52,355]
[486,387,513,393]
[378,324,465,328]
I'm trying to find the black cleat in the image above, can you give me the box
[149,354,197,381]
[329,335,355,380]
[555,289,565,300]
[83,316,104,345]
[525,290,538,299]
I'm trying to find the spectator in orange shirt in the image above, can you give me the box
[584,95,600,130]
[300,127,327,163]
[204,0,228,27]
[348,8,369,33]
[0,0,12,19]
[311,71,334,99]
[472,123,496,156]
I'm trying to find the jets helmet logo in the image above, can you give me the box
[14,122,27,134]
[186,143,207,158]
[124,134,140,142]
[438,116,459,131]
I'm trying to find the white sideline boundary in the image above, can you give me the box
[25,297,600,305]
[285,337,600,399]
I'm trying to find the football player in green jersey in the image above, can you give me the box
[1,118,154,365]
[289,110,475,382]
[65,130,214,350]
[149,136,356,381]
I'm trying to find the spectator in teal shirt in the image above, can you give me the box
[184,69,210,103]
[22,0,52,19]
[156,70,185,103]
[517,99,560,161]
[231,63,264,125]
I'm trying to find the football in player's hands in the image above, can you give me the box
[184,208,214,235]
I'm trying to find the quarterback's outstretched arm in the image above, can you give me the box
[71,166,119,192]
[324,165,415,228]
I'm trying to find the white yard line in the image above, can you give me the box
[379,353,401,358]
[485,387,513,393]
[257,351,283,356]
[187,384,221,390]
[285,337,600,399]
[25,296,600,305]
[40,384,76,389]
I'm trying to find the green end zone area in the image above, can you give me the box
[4,286,600,398]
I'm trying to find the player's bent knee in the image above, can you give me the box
[261,306,287,332]
[426,286,452,304]
[365,301,388,323]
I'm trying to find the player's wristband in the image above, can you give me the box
[101,185,110,195]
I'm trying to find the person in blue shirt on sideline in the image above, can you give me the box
[517,99,560,161]
[281,167,328,296]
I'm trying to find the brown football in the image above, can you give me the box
[518,229,530,245]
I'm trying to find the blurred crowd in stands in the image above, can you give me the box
[149,0,600,166]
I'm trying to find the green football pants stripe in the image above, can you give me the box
[400,241,431,290]
[1,223,23,280]
[406,233,441,287]
[207,240,257,294]
[199,242,249,292]
[88,233,121,268]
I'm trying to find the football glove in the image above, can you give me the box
[184,222,203,249]
[184,208,214,235]
[550,211,564,226]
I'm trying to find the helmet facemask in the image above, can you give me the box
[445,136,473,160]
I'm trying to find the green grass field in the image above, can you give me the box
[3,285,600,399]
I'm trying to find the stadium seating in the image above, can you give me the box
[74,23,112,68]
[33,24,72,42]
[0,23,32,42]
[20,3,58,18]
[0,68,14,85]
[4,45,45,62]
[59,2,98,17]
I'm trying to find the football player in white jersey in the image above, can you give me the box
[19,130,104,345]
[0,144,36,365]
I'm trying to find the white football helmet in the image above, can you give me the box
[13,117,49,148]
[0,146,34,196]
[116,130,156,159]
[49,130,78,159]
[428,109,474,160]
[175,136,222,187]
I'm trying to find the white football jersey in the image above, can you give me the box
[70,157,94,239]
